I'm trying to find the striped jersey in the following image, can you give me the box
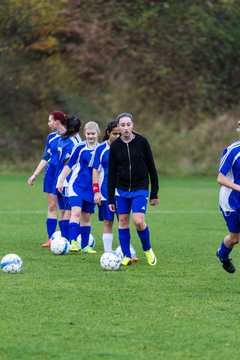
[92,141,110,201]
[219,140,240,212]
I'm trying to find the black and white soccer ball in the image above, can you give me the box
[1,253,23,273]
[115,244,136,260]
[50,237,69,255]
[100,251,121,271]
[50,231,62,241]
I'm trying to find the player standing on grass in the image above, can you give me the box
[92,121,121,252]
[216,120,240,274]
[28,111,67,247]
[54,116,82,241]
[108,113,159,266]
[57,121,100,253]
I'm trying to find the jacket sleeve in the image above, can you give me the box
[107,145,118,204]
[145,139,159,199]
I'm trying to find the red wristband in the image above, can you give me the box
[93,183,100,193]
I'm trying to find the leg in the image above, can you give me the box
[43,193,58,247]
[102,220,114,252]
[216,232,239,273]
[69,206,82,252]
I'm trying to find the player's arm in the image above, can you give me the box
[57,165,72,193]
[27,159,48,185]
[92,168,101,205]
[217,172,240,191]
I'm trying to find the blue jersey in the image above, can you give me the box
[92,141,110,201]
[67,143,98,203]
[54,134,82,195]
[43,132,61,165]
[219,140,240,212]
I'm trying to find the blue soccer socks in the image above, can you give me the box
[137,226,151,251]
[118,228,131,258]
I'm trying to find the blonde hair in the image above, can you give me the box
[84,121,101,135]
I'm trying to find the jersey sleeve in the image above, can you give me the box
[219,148,233,175]
[67,144,81,169]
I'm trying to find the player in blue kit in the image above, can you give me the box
[54,116,82,241]
[28,111,67,247]
[216,121,240,274]
[57,121,100,253]
[92,121,121,252]
[108,113,159,266]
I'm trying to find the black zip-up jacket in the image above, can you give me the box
[108,133,159,204]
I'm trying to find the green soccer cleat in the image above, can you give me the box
[69,240,80,252]
[144,248,157,266]
[121,256,132,266]
[81,245,97,254]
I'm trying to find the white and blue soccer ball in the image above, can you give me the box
[1,253,23,273]
[50,231,62,241]
[77,233,95,249]
[115,244,136,260]
[100,251,122,271]
[50,237,69,255]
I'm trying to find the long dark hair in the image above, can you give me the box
[102,121,118,141]
[61,116,81,139]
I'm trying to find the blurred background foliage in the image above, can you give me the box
[1,0,240,175]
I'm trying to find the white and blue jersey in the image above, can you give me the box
[219,140,240,212]
[54,134,82,196]
[92,141,110,201]
[67,143,98,204]
[43,132,62,193]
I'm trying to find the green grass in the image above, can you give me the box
[0,175,239,360]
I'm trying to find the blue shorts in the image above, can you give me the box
[221,208,240,233]
[98,201,114,221]
[116,195,148,214]
[43,164,57,193]
[69,196,95,214]
[58,194,71,211]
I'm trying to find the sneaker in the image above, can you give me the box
[121,256,132,266]
[42,238,51,248]
[69,240,80,252]
[81,245,97,254]
[144,248,157,266]
[216,249,236,274]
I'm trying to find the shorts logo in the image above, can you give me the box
[141,206,145,210]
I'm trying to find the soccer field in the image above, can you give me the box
[0,175,239,360]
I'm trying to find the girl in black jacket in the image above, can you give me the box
[108,113,159,266]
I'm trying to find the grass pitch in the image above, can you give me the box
[0,175,239,360]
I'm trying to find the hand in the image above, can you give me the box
[94,192,101,205]
[108,204,116,212]
[57,183,63,193]
[150,198,159,206]
[27,174,37,185]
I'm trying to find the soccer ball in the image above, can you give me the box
[50,237,69,255]
[77,233,95,249]
[100,251,121,271]
[115,244,136,259]
[51,231,62,241]
[1,254,23,273]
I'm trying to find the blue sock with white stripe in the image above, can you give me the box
[118,228,131,258]
[46,218,57,239]
[137,226,151,251]
[218,241,233,260]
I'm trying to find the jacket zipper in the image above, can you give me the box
[126,143,131,191]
